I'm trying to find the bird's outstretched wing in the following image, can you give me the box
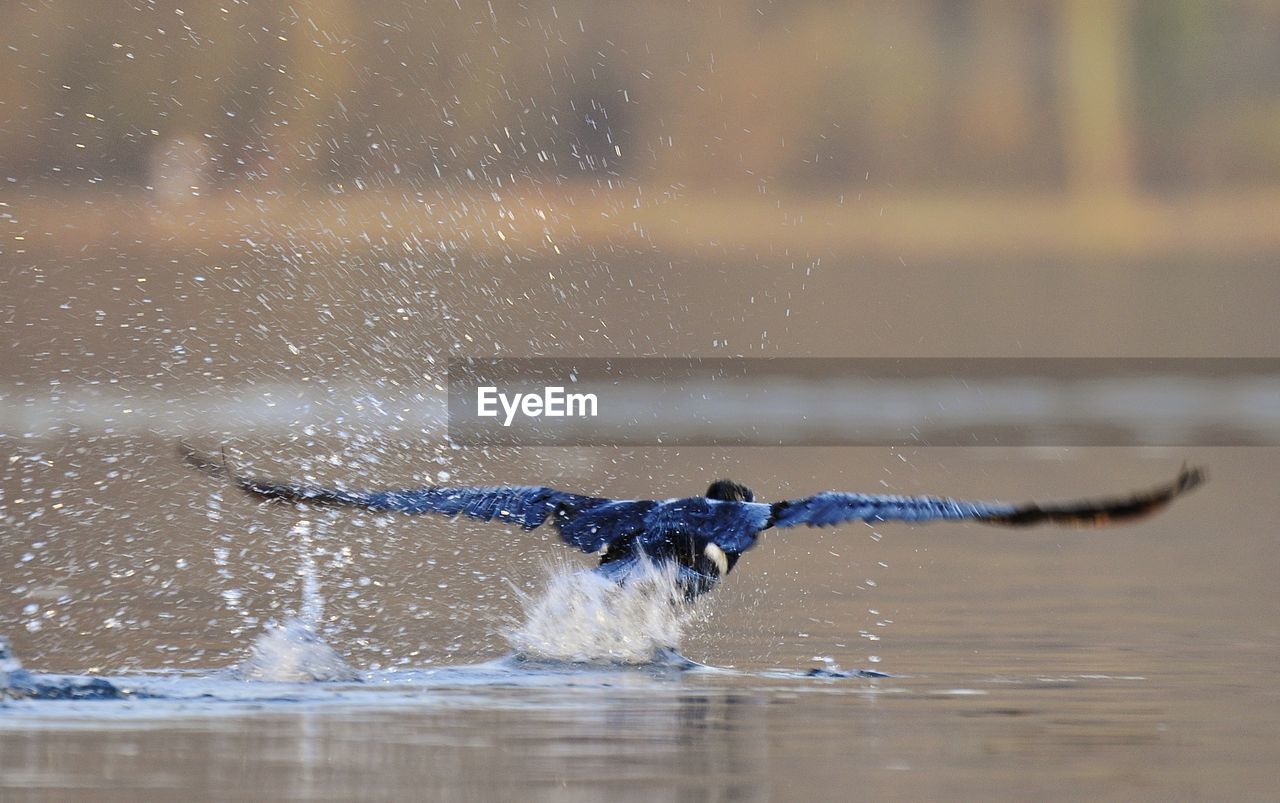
[768,466,1204,530]
[179,442,649,553]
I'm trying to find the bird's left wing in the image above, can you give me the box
[768,467,1204,530]
[180,442,646,553]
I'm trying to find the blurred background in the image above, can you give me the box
[3,1,1280,262]
[1,1,1278,674]
[4,1,1280,193]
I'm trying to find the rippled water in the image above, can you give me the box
[3,650,1274,800]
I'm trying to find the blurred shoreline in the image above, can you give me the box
[6,186,1280,262]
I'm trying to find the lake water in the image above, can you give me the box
[2,249,1278,799]
[2,444,1277,800]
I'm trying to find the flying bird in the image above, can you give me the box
[181,444,1203,600]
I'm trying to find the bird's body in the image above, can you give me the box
[182,445,1203,600]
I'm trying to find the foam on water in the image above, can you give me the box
[504,557,697,665]
[231,520,359,682]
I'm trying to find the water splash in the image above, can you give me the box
[0,636,21,689]
[504,558,697,665]
[232,520,359,682]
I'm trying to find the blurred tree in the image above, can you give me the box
[1058,0,1137,200]
[946,1,1060,189]
[1,1,1278,196]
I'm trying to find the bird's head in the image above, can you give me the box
[705,479,755,503]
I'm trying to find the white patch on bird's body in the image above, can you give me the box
[703,542,729,575]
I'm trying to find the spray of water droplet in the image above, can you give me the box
[504,557,696,665]
[231,520,358,682]
[0,635,22,689]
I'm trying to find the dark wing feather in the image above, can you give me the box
[769,467,1204,530]
[557,499,659,552]
[179,442,640,553]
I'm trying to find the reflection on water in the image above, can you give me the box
[2,661,1274,800]
[1,672,777,801]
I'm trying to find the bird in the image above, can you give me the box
[181,444,1204,601]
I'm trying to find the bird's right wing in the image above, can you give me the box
[180,442,652,553]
